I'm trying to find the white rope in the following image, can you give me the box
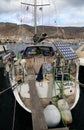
[12,98,16,130]
[0,86,12,95]
[78,81,84,87]
[0,83,18,95]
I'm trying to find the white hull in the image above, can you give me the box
[10,74,80,112]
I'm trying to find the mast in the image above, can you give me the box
[21,1,50,34]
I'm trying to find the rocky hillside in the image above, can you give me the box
[0,22,84,43]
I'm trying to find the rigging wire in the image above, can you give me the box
[50,0,66,40]
[31,3,34,28]
[50,0,58,24]
[41,0,44,33]
[48,0,51,26]
[50,0,60,38]
[20,0,23,43]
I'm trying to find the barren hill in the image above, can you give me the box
[0,22,84,43]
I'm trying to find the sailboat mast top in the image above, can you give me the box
[21,1,50,34]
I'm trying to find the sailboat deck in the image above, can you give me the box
[14,58,76,109]
[25,55,54,73]
[19,66,69,130]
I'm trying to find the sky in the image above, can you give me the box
[0,0,84,27]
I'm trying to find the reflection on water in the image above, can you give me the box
[7,43,29,54]
[6,42,83,55]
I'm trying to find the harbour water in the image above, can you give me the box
[5,42,83,54]
[0,68,32,130]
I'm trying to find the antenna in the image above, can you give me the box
[21,1,50,34]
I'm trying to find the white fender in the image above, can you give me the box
[43,102,61,127]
